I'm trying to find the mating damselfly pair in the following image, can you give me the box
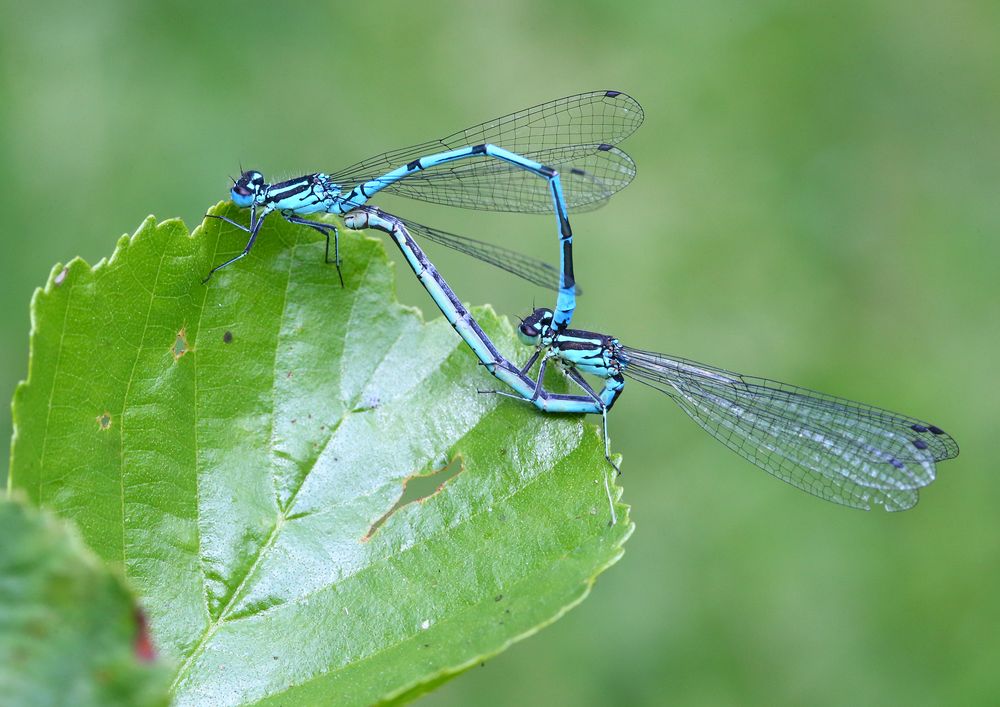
[204,90,958,523]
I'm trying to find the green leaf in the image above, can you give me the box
[8,206,632,705]
[0,495,170,706]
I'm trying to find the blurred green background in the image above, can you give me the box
[2,1,997,704]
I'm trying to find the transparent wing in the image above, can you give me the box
[328,91,642,213]
[390,214,578,293]
[373,145,636,213]
[621,347,959,511]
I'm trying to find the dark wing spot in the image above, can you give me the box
[911,424,928,433]
[912,438,929,450]
[928,425,945,435]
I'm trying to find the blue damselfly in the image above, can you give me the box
[208,91,642,334]
[510,308,959,518]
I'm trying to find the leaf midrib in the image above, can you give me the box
[172,229,390,694]
[170,408,589,701]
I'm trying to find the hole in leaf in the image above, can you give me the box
[172,328,188,360]
[97,412,112,430]
[364,456,464,540]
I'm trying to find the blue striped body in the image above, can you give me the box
[517,308,624,414]
[242,173,340,215]
[223,143,577,334]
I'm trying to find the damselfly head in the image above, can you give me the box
[231,170,265,207]
[517,308,554,345]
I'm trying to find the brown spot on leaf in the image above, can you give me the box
[172,328,189,360]
[97,412,112,430]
